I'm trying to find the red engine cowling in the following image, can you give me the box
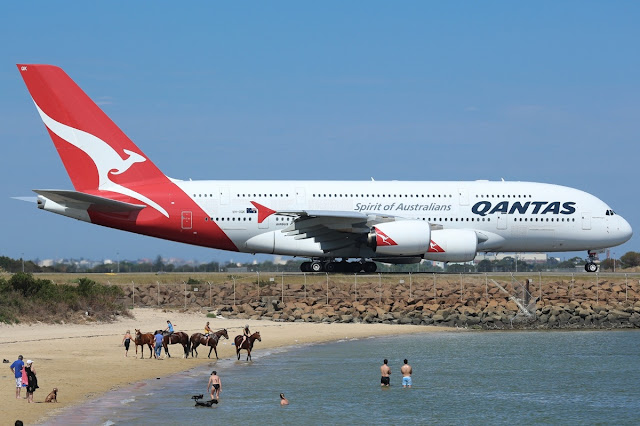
[424,229,478,262]
[367,221,431,256]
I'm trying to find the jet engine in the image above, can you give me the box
[367,221,431,256]
[424,229,478,262]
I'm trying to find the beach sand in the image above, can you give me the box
[0,309,449,424]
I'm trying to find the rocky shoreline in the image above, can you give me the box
[219,298,640,329]
[118,275,640,329]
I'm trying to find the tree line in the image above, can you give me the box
[1,252,639,274]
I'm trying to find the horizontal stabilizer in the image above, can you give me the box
[11,196,38,203]
[33,189,147,213]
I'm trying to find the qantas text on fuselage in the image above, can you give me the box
[16,64,632,273]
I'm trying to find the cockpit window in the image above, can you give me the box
[605,209,616,216]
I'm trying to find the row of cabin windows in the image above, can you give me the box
[313,193,453,198]
[514,217,576,222]
[204,217,294,222]
[193,193,536,199]
[203,216,575,224]
[205,217,252,222]
[195,194,291,198]
[476,194,532,198]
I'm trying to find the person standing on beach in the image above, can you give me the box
[10,355,24,399]
[207,371,221,400]
[122,330,132,357]
[380,359,391,387]
[25,360,38,403]
[401,359,412,388]
[154,330,164,359]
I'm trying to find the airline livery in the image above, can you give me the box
[17,65,632,273]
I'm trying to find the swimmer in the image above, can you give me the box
[280,393,289,405]
[380,358,391,387]
[401,359,412,388]
[207,370,221,400]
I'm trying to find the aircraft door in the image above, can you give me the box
[258,216,270,229]
[296,187,306,206]
[458,188,469,206]
[497,213,508,230]
[181,211,192,230]
[219,187,230,205]
[582,212,591,230]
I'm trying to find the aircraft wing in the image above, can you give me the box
[33,189,147,213]
[276,209,398,252]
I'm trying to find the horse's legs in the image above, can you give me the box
[213,346,219,360]
[164,344,170,358]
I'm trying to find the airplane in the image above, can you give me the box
[16,64,633,273]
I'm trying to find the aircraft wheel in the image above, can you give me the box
[350,263,363,273]
[310,261,323,272]
[324,262,336,273]
[363,262,377,273]
[586,262,598,273]
[300,262,311,272]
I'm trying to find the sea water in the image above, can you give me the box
[42,331,640,425]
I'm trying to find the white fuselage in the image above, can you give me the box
[172,179,632,259]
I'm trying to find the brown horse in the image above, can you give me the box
[134,329,154,359]
[234,331,261,361]
[162,331,190,358]
[190,329,229,359]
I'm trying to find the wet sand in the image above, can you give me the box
[0,309,448,424]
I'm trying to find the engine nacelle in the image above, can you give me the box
[424,229,478,262]
[367,221,431,256]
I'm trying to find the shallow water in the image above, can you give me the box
[43,330,640,425]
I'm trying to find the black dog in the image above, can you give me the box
[192,394,218,407]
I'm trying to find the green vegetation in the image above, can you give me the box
[0,272,128,324]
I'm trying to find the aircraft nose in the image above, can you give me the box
[615,216,633,244]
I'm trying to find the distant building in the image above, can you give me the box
[475,253,548,264]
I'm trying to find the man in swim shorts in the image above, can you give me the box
[401,359,412,388]
[380,358,391,387]
[207,370,221,400]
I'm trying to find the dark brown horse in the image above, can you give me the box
[134,329,154,359]
[162,331,190,358]
[234,331,261,361]
[190,329,229,359]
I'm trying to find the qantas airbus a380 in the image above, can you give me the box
[17,65,632,273]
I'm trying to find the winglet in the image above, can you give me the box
[250,201,276,223]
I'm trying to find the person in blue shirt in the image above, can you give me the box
[164,320,174,335]
[10,355,24,399]
[154,331,164,359]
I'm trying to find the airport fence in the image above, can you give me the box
[112,272,640,310]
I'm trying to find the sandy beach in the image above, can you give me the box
[0,309,449,424]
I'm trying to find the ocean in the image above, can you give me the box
[42,330,640,425]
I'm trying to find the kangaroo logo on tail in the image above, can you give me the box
[34,102,169,217]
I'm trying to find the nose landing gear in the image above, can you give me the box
[585,250,599,273]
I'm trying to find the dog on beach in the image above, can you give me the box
[44,388,58,403]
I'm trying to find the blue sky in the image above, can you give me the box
[1,1,638,264]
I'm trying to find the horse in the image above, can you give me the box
[190,329,229,359]
[134,329,154,359]
[162,331,190,358]
[234,331,261,361]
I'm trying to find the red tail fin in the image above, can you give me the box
[17,64,166,192]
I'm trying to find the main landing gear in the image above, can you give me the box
[300,259,377,273]
[585,250,599,273]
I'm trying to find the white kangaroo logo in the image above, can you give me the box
[34,102,169,218]
[377,230,395,246]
